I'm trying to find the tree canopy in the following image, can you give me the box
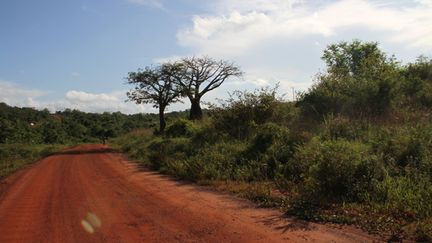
[299,40,400,119]
[126,64,184,132]
[175,56,243,120]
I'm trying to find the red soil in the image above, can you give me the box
[0,144,378,242]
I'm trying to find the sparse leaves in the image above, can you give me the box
[126,64,185,132]
[175,56,243,120]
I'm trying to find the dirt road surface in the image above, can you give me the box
[0,144,378,242]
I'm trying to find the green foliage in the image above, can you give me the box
[210,86,294,139]
[249,123,289,154]
[375,175,432,219]
[41,119,67,144]
[369,125,432,173]
[292,139,384,202]
[0,103,159,144]
[112,41,432,240]
[126,64,185,132]
[112,128,154,161]
[181,141,247,181]
[0,144,64,178]
[401,56,432,107]
[320,114,365,140]
[165,119,198,137]
[299,40,399,119]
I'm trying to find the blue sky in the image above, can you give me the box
[1,0,431,113]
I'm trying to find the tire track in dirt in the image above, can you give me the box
[0,144,378,242]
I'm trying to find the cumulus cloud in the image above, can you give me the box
[178,0,432,56]
[66,90,119,103]
[0,80,153,114]
[0,80,47,107]
[171,0,432,100]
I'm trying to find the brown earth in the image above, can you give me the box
[0,144,379,242]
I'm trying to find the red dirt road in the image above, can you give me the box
[0,144,377,242]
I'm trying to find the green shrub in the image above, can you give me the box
[375,175,432,218]
[241,123,294,179]
[165,119,198,138]
[147,137,193,170]
[321,114,363,140]
[248,123,290,154]
[291,138,384,202]
[401,56,432,107]
[0,144,64,178]
[298,40,399,120]
[369,125,432,174]
[191,123,221,145]
[210,86,285,139]
[184,141,247,181]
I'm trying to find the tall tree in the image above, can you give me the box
[126,64,183,133]
[176,56,243,120]
[299,40,399,118]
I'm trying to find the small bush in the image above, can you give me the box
[292,138,384,202]
[165,119,198,138]
[184,141,247,181]
[375,175,432,219]
[242,123,294,179]
[321,114,362,140]
[191,123,221,145]
[147,137,193,170]
[210,86,284,139]
[369,125,432,174]
[0,144,64,178]
[248,123,290,154]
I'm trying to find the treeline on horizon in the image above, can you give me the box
[0,102,188,144]
[114,40,432,241]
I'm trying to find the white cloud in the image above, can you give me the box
[0,80,47,107]
[209,0,303,14]
[63,90,150,114]
[66,90,119,103]
[170,0,432,101]
[0,80,153,114]
[178,0,432,56]
[152,55,185,64]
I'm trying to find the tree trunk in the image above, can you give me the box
[189,98,202,120]
[159,106,166,133]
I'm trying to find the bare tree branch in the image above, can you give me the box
[172,56,243,119]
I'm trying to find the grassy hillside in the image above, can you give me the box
[113,41,432,241]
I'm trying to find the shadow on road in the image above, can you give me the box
[51,147,119,156]
[254,215,315,233]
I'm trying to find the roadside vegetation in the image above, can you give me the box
[1,39,431,241]
[0,103,165,177]
[0,103,164,144]
[113,40,432,241]
[0,144,65,178]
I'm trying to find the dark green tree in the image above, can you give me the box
[95,127,114,145]
[126,64,183,133]
[299,40,399,119]
[401,56,432,106]
[41,119,66,144]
